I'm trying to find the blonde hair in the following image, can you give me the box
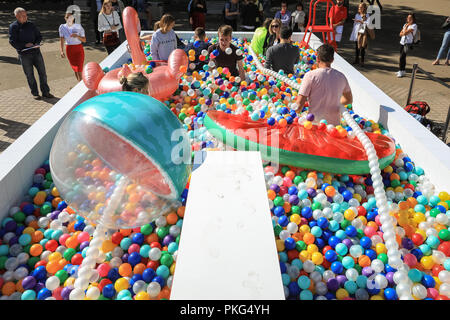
[120,72,149,93]
[269,18,282,35]
[100,0,113,14]
[159,14,175,33]
[153,21,161,31]
[358,2,368,15]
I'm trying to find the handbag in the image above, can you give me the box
[102,13,120,46]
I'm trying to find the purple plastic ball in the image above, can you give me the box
[342,238,353,248]
[336,275,347,286]
[327,278,339,291]
[289,195,299,205]
[362,266,374,277]
[49,210,60,220]
[61,286,73,300]
[306,113,315,121]
[163,235,175,247]
[79,241,90,251]
[21,276,37,290]
[307,188,316,198]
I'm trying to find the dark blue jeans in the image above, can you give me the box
[19,49,50,96]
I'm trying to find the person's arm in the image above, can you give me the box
[264,47,273,69]
[340,90,353,105]
[9,24,26,51]
[34,24,43,45]
[237,59,245,81]
[340,78,353,105]
[150,33,160,60]
[296,94,308,109]
[60,37,66,58]
[114,12,122,31]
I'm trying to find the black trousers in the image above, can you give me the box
[19,50,50,96]
[105,43,120,55]
[399,44,408,71]
[92,15,100,42]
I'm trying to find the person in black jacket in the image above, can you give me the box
[189,0,207,31]
[8,8,54,100]
[241,0,260,31]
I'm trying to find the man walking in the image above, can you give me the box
[9,7,54,100]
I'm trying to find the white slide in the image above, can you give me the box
[171,151,284,300]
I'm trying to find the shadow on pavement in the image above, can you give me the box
[0,116,30,140]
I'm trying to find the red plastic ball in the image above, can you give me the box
[357,206,367,216]
[437,241,450,256]
[45,240,58,252]
[412,233,424,246]
[71,253,83,265]
[147,260,159,270]
[150,242,161,249]
[111,232,124,245]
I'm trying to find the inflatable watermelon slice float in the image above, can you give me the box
[204,110,395,174]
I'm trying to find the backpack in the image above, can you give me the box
[413,28,421,44]
[404,100,430,117]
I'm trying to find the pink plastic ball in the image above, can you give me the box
[128,243,141,254]
[77,231,90,243]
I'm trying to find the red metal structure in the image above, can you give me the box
[300,0,337,50]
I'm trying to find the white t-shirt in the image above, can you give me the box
[98,11,122,35]
[59,23,85,45]
[400,23,417,45]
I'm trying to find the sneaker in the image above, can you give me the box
[396,71,405,78]
[33,95,41,100]
[42,93,55,99]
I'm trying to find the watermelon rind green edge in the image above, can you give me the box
[204,113,395,175]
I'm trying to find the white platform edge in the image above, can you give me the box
[170,151,284,300]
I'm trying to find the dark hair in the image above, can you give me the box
[317,44,335,63]
[281,0,288,5]
[194,27,206,40]
[218,24,233,36]
[297,2,303,9]
[280,26,293,40]
[407,12,416,23]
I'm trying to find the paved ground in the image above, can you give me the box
[0,0,449,153]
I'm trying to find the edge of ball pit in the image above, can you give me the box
[203,112,395,175]
[70,92,191,199]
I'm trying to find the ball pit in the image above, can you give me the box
[0,34,449,300]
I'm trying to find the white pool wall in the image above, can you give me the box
[0,32,449,219]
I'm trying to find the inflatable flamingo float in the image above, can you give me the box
[82,6,188,101]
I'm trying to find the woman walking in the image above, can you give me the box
[59,11,86,81]
[98,0,123,54]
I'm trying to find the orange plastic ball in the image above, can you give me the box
[29,244,43,257]
[119,263,133,277]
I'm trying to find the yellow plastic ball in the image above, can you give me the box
[290,214,301,225]
[299,225,310,234]
[114,278,129,292]
[420,256,434,270]
[299,250,309,261]
[48,252,62,262]
[311,252,323,265]
[307,244,318,254]
[64,277,75,287]
[438,191,450,201]
[336,288,349,300]
[135,292,151,300]
[375,243,387,254]
[344,209,356,221]
[276,239,285,252]
[101,240,116,253]
[413,212,426,224]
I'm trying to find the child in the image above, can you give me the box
[291,2,306,32]
[120,72,149,94]
[150,14,177,61]
[184,27,210,73]
[140,21,160,42]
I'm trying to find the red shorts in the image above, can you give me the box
[66,44,84,72]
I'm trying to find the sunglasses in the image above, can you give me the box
[272,25,280,28]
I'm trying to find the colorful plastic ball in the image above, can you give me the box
[102,284,116,299]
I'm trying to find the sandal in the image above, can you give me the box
[432,60,440,65]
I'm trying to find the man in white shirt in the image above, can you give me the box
[397,13,417,78]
